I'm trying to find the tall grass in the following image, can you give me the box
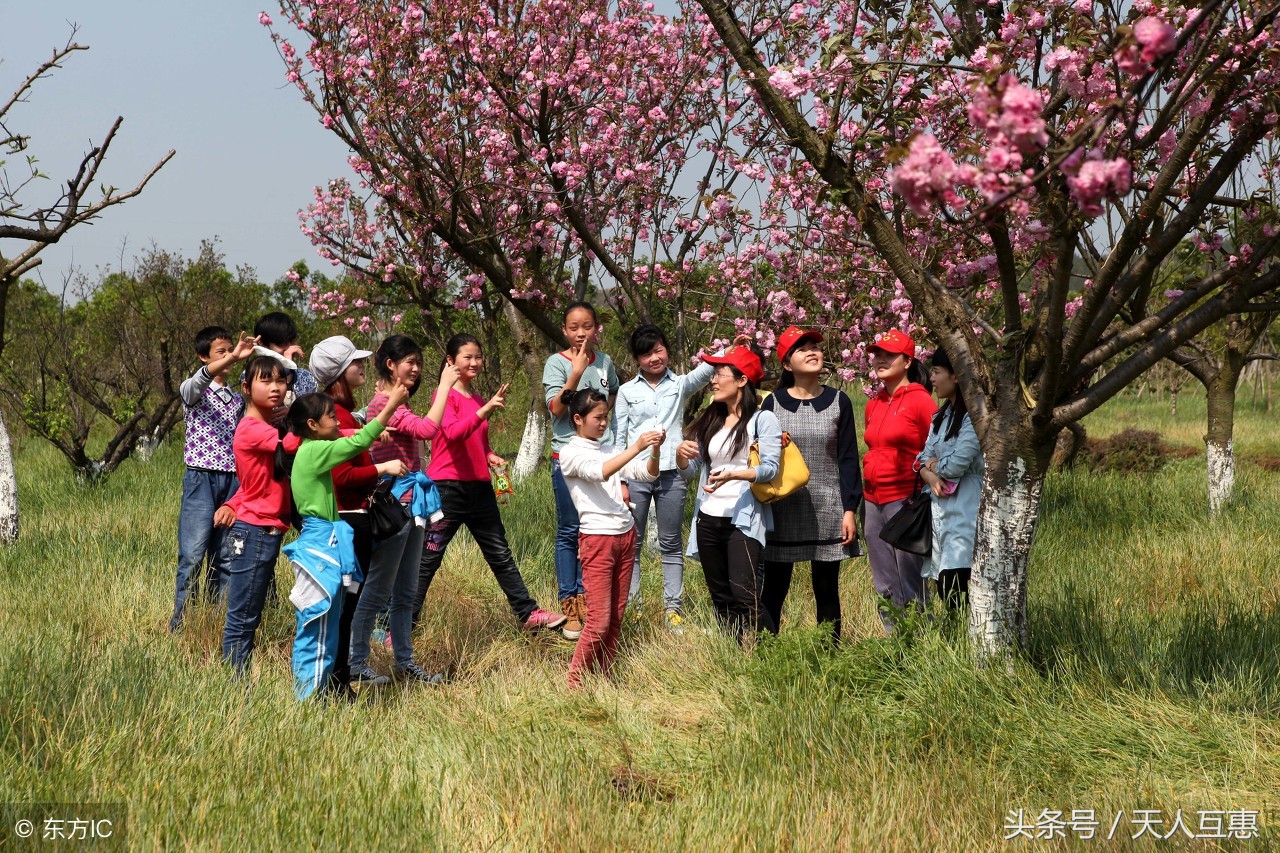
[0,395,1277,848]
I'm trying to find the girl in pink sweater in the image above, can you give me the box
[413,333,566,632]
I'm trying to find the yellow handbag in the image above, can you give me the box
[749,425,809,504]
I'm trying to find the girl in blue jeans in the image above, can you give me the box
[542,302,620,639]
[613,327,748,633]
[215,356,299,672]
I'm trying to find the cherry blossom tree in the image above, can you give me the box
[0,32,173,541]
[694,0,1280,655]
[264,0,775,474]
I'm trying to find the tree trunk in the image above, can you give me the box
[968,401,1052,658]
[502,301,549,481]
[1051,421,1087,470]
[0,411,18,543]
[1204,356,1245,515]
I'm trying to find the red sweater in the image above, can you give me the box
[862,382,937,504]
[222,417,301,530]
[331,403,379,511]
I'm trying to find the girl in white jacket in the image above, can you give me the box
[557,389,663,688]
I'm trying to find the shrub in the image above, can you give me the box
[1084,428,1169,474]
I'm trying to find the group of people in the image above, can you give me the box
[169,303,984,701]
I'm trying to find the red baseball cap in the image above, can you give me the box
[702,345,765,385]
[868,329,915,359]
[776,326,824,365]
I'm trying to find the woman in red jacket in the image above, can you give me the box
[862,329,936,631]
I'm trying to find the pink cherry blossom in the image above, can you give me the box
[1134,16,1177,63]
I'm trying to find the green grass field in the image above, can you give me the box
[1,392,1277,849]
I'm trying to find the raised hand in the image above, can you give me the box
[439,361,461,390]
[232,332,260,360]
[479,383,509,419]
[385,379,410,411]
[637,429,664,450]
[569,342,591,374]
[282,343,305,363]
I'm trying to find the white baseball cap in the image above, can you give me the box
[309,336,373,390]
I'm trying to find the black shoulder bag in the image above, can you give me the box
[877,473,932,556]
[368,477,411,540]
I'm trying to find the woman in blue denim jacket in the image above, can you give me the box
[916,348,984,610]
[676,345,781,641]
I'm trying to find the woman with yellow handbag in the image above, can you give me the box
[760,327,863,643]
[676,344,780,641]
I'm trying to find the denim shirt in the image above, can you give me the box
[615,362,714,471]
[917,412,984,577]
[683,410,782,559]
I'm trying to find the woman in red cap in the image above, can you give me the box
[676,343,780,640]
[862,329,936,631]
[760,327,862,642]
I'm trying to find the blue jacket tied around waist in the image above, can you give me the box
[389,471,444,527]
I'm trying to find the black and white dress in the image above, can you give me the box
[762,386,863,562]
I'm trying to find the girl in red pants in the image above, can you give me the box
[557,389,663,688]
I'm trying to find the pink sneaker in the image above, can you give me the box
[523,608,568,631]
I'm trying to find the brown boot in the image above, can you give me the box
[560,596,583,640]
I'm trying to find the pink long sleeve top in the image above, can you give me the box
[426,388,493,482]
[366,392,441,472]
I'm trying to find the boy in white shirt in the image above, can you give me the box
[557,389,663,688]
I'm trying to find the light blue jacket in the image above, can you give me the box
[683,410,782,559]
[917,411,984,578]
[389,471,444,527]
[614,361,715,471]
[283,517,358,700]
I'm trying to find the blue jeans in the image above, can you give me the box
[350,520,421,671]
[626,470,687,612]
[171,469,238,631]
[551,458,583,600]
[220,521,283,671]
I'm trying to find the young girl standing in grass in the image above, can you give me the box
[416,334,567,633]
[558,389,663,687]
[283,385,412,700]
[215,356,298,672]
[613,327,749,633]
[355,335,450,684]
[543,301,620,639]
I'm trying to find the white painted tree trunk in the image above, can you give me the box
[1206,439,1234,515]
[511,406,546,482]
[0,412,18,543]
[136,426,163,463]
[968,455,1044,658]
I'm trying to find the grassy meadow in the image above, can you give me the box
[1,390,1278,849]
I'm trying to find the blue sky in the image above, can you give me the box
[2,2,351,290]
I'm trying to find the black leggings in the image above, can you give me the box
[414,480,538,628]
[936,568,971,612]
[695,513,776,641]
[761,559,843,640]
